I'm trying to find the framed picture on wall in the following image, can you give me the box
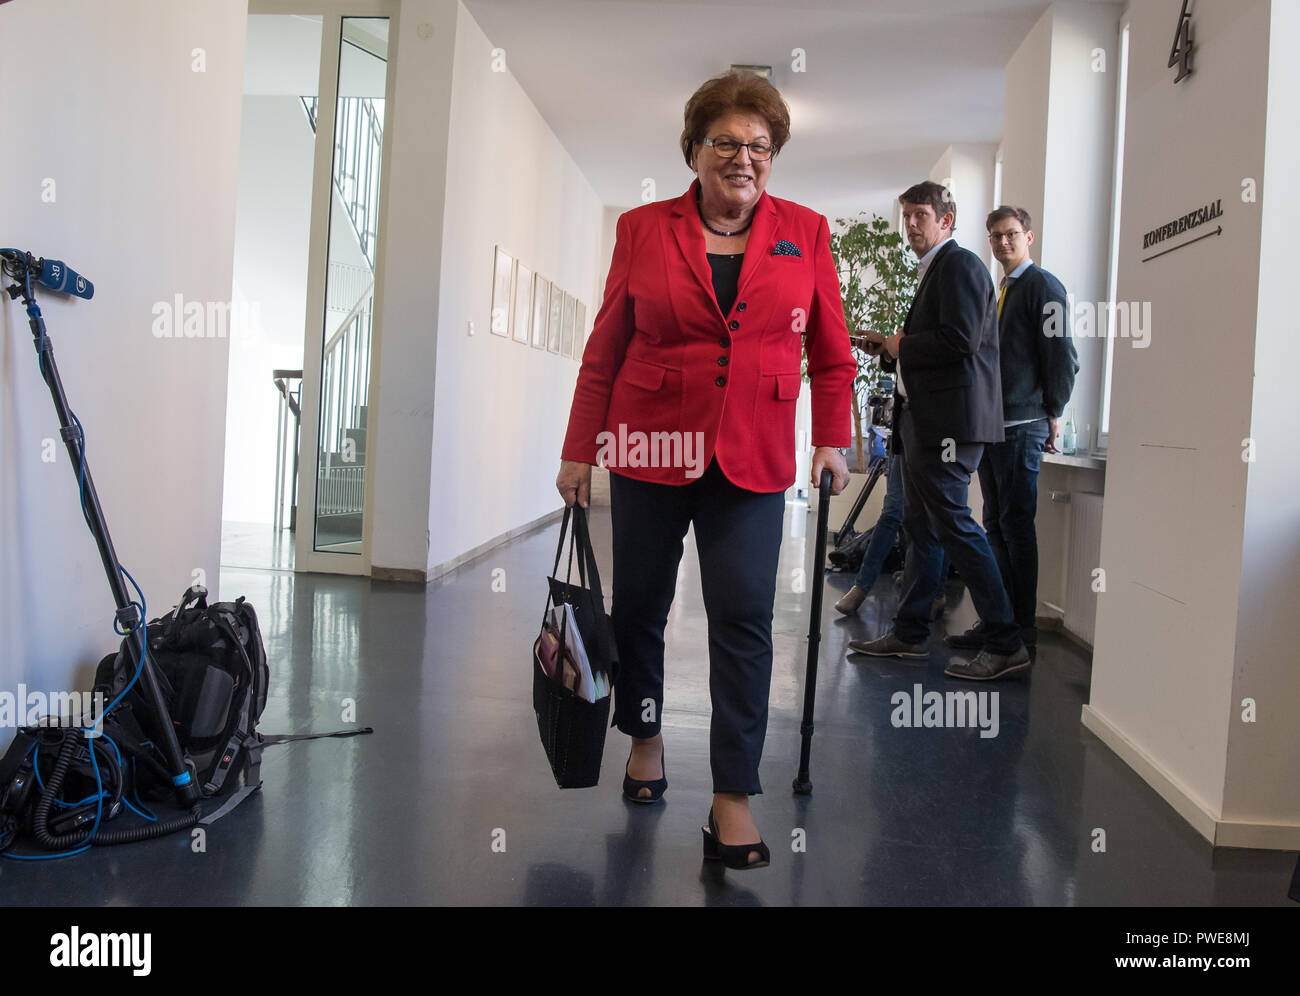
[490,246,513,337]
[531,275,550,349]
[547,284,563,353]
[561,292,576,358]
[573,300,587,359]
[513,262,532,344]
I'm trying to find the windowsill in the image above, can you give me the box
[1043,451,1107,471]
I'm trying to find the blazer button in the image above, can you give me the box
[715,375,726,387]
[737,302,747,311]
[728,320,739,330]
[717,356,729,366]
[718,336,731,347]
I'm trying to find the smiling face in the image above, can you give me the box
[691,112,773,216]
[900,201,954,258]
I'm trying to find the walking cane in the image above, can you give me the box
[793,468,833,795]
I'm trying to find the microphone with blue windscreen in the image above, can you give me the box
[0,249,94,299]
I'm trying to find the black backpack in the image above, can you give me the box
[94,584,268,798]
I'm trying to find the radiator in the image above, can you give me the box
[1064,492,1104,646]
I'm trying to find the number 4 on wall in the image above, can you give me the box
[1168,0,1194,83]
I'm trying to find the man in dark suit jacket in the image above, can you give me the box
[850,181,1029,680]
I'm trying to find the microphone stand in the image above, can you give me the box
[2,254,200,809]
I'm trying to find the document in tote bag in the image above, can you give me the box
[533,503,618,788]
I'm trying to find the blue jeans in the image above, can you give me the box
[852,454,903,590]
[854,453,947,596]
[977,419,1049,630]
[891,409,1019,654]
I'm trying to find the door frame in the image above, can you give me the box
[248,0,399,576]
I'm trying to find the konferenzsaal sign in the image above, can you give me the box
[1143,199,1222,250]
[1141,198,1223,263]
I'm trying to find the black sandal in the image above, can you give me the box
[622,745,666,804]
[701,806,770,869]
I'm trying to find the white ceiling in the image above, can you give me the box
[463,0,1119,224]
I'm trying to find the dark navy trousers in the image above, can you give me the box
[977,418,1050,631]
[892,408,1020,654]
[608,455,786,795]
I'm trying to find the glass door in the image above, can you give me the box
[292,7,396,574]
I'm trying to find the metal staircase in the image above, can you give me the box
[274,95,383,536]
[301,95,383,267]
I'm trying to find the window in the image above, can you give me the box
[991,144,1004,278]
[1098,18,1131,447]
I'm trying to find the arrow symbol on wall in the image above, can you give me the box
[1142,225,1222,263]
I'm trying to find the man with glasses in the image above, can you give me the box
[947,206,1078,654]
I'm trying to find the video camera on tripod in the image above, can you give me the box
[866,374,896,432]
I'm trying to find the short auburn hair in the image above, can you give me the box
[680,71,791,168]
[899,180,957,231]
[986,205,1033,232]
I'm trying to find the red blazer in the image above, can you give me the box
[561,179,856,492]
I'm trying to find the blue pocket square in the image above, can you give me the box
[771,239,803,257]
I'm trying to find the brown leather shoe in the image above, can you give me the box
[834,586,869,616]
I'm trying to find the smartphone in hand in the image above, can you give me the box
[852,332,885,356]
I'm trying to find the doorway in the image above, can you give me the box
[221,4,396,576]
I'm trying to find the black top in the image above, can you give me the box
[706,252,744,316]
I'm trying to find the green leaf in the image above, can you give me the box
[825,212,917,395]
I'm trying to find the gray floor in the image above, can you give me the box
[4,507,1295,906]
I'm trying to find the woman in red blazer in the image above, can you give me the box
[556,72,854,869]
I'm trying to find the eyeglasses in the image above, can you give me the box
[988,230,1024,244]
[703,136,774,161]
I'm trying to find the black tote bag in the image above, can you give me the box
[533,503,618,788]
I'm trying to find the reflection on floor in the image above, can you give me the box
[221,520,362,571]
[8,501,1295,905]
[221,520,294,572]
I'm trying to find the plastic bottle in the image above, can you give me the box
[1062,409,1077,456]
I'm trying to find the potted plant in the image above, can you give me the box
[824,212,918,471]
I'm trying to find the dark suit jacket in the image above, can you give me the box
[882,239,1003,446]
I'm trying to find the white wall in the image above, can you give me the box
[366,0,459,574]
[223,95,316,524]
[1085,0,1291,844]
[421,0,606,576]
[1221,0,1300,838]
[1000,7,1052,268]
[929,143,998,271]
[0,0,246,744]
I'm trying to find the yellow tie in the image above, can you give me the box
[997,279,1008,319]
